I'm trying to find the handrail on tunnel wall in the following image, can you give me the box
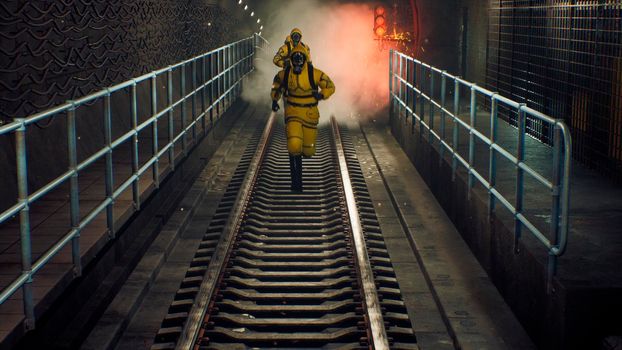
[389,49,572,294]
[0,34,268,330]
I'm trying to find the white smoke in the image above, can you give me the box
[242,0,390,124]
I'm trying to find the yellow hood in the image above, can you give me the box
[290,28,303,39]
[289,45,309,62]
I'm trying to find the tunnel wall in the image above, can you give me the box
[460,0,489,85]
[484,1,622,183]
[0,0,255,213]
[0,0,252,120]
[413,0,461,75]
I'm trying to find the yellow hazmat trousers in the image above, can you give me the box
[273,28,312,68]
[271,51,335,157]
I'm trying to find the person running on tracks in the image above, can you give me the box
[270,47,335,193]
[273,28,312,68]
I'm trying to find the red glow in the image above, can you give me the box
[375,16,385,26]
[304,3,390,119]
[375,6,385,15]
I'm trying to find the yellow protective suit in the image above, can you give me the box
[273,28,312,68]
[271,49,335,157]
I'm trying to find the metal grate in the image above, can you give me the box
[486,0,622,182]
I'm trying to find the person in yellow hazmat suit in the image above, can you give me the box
[271,47,335,192]
[273,28,311,68]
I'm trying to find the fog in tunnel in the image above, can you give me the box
[242,0,390,124]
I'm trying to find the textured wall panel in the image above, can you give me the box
[0,0,243,120]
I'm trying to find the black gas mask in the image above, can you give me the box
[291,32,301,47]
[291,51,306,74]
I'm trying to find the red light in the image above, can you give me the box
[373,5,386,37]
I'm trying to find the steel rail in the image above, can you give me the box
[331,116,390,350]
[176,111,277,350]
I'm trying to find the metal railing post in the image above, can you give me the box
[247,39,251,73]
[130,83,141,210]
[452,79,460,182]
[439,72,447,166]
[238,43,243,95]
[232,45,237,99]
[558,123,572,267]
[167,68,175,171]
[151,76,160,188]
[103,94,115,238]
[239,43,244,94]
[209,53,215,128]
[221,49,225,114]
[219,50,223,119]
[181,64,187,156]
[404,58,409,118]
[216,50,222,119]
[191,60,197,144]
[514,104,527,254]
[488,96,499,221]
[411,59,417,134]
[548,123,563,292]
[227,46,232,108]
[419,63,425,137]
[67,105,82,277]
[468,86,477,199]
[429,67,435,142]
[15,119,35,330]
[389,50,394,123]
[224,47,228,109]
[398,56,404,122]
[230,45,234,102]
[201,56,207,135]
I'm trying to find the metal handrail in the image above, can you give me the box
[389,49,571,293]
[0,34,266,330]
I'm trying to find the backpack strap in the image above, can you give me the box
[286,41,291,57]
[308,63,318,93]
[281,66,291,97]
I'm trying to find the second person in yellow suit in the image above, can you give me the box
[273,28,311,68]
[271,47,335,192]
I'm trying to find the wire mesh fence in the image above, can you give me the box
[486,0,622,183]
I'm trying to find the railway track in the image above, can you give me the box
[152,114,419,350]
